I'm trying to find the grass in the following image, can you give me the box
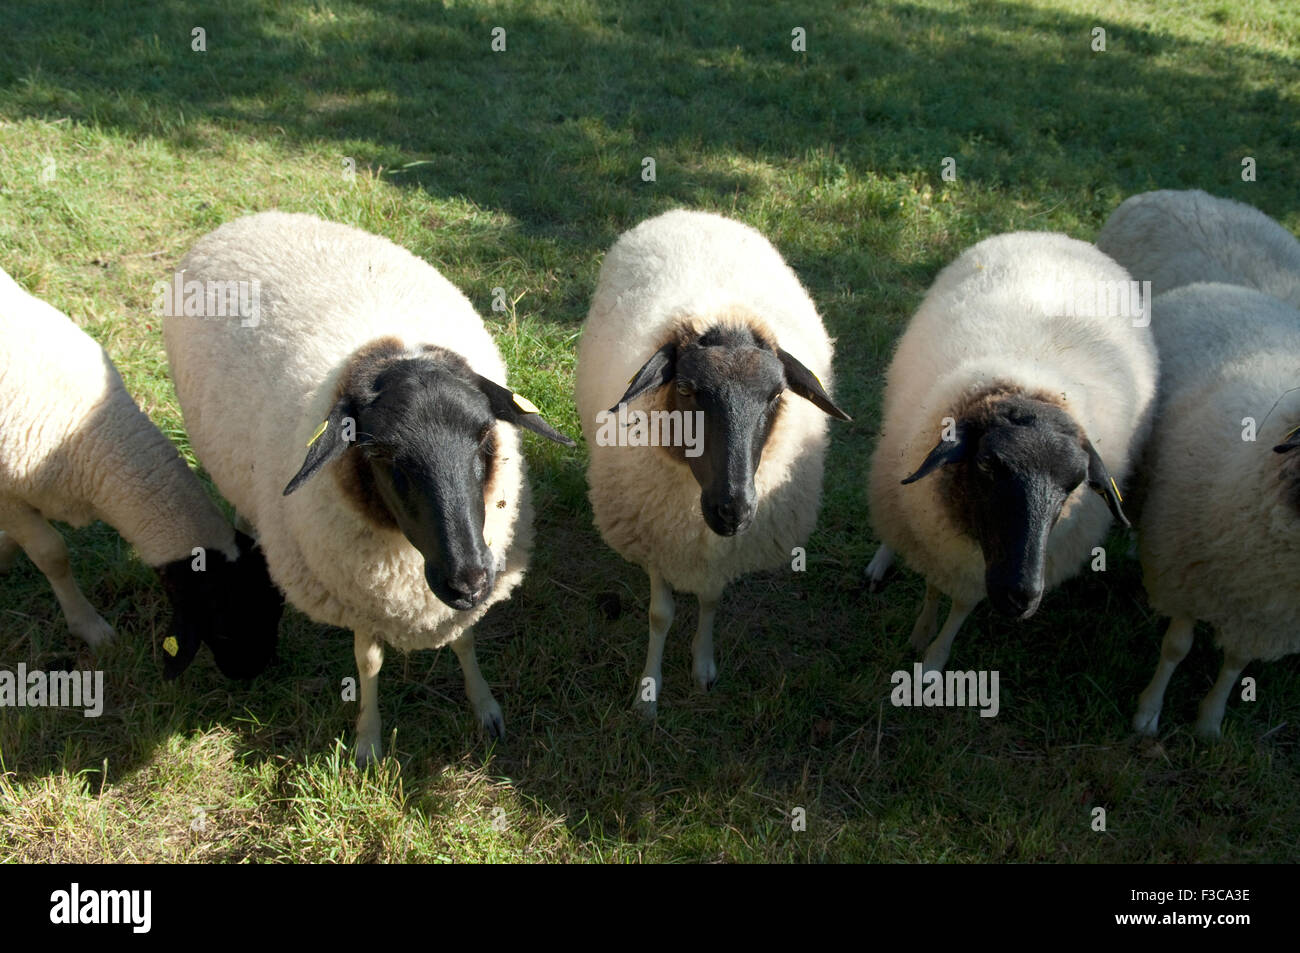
[1,0,1298,863]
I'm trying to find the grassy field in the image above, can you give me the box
[1,0,1298,863]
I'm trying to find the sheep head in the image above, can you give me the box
[283,339,573,612]
[613,321,849,538]
[902,389,1126,619]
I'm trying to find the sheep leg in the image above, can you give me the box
[0,503,113,646]
[1133,615,1195,736]
[1194,648,1252,740]
[634,570,674,719]
[921,599,974,673]
[0,530,20,573]
[909,583,941,651]
[353,631,384,767]
[450,629,504,740]
[692,589,723,692]
[866,544,895,590]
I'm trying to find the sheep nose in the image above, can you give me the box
[450,568,491,604]
[995,585,1042,620]
[712,500,756,536]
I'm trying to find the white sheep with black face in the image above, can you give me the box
[164,212,573,765]
[0,266,281,679]
[575,210,850,717]
[867,232,1157,671]
[1133,283,1300,738]
[1097,188,1300,308]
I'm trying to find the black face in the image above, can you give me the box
[612,325,850,539]
[282,343,573,613]
[157,530,283,680]
[902,394,1128,620]
[361,360,499,610]
[959,403,1089,619]
[674,329,787,536]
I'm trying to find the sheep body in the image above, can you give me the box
[165,212,533,653]
[0,266,265,669]
[868,232,1157,663]
[1133,283,1300,736]
[1096,189,1300,308]
[576,209,834,597]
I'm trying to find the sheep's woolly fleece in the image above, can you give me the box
[869,232,1158,605]
[1097,188,1300,308]
[0,266,235,565]
[1139,282,1300,662]
[164,212,532,652]
[575,209,837,597]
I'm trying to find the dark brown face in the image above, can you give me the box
[611,322,850,538]
[1273,425,1300,515]
[283,341,573,612]
[902,392,1127,619]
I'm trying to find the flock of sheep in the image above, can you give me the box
[2,189,1298,765]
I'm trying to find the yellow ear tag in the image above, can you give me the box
[163,636,179,657]
[512,393,540,415]
[307,419,328,447]
[1110,477,1123,503]
[1285,424,1300,441]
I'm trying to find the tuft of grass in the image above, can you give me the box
[2,0,1299,863]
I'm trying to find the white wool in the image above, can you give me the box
[1097,189,1300,308]
[1139,283,1300,663]
[0,266,235,566]
[575,209,837,596]
[163,212,532,652]
[869,232,1158,606]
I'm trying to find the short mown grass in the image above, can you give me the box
[1,0,1298,862]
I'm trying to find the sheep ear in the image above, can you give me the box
[1273,426,1300,454]
[476,375,576,446]
[1083,438,1130,528]
[901,428,968,484]
[777,348,851,421]
[283,398,357,495]
[609,341,676,412]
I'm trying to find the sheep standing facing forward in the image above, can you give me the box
[576,210,850,717]
[1097,189,1300,308]
[1133,283,1300,738]
[0,267,280,678]
[164,212,573,764]
[868,233,1156,671]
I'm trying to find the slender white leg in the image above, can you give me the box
[353,631,384,767]
[0,504,113,646]
[692,590,723,692]
[1133,615,1195,735]
[909,583,941,651]
[0,530,20,573]
[1195,648,1252,740]
[634,570,674,719]
[450,628,504,739]
[866,544,895,589]
[921,600,974,673]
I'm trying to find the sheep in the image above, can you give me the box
[162,211,574,765]
[1097,189,1300,308]
[0,266,281,679]
[1132,282,1300,738]
[867,232,1157,671]
[574,209,850,717]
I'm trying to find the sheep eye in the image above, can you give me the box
[675,381,694,397]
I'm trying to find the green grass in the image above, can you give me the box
[1,0,1298,862]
